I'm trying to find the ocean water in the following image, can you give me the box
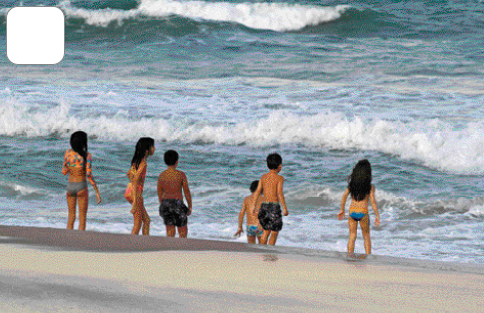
[0,0,483,264]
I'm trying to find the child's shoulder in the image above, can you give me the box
[175,169,186,177]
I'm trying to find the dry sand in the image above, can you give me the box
[0,225,483,312]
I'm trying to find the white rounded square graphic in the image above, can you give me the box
[7,7,65,65]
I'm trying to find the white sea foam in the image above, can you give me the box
[56,0,349,31]
[2,98,484,175]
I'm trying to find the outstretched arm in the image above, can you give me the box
[370,185,380,226]
[235,200,246,237]
[339,188,350,220]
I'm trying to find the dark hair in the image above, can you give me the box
[348,159,372,201]
[267,153,282,170]
[131,137,155,170]
[250,180,259,193]
[164,150,179,166]
[70,131,88,170]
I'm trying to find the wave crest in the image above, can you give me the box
[2,99,484,175]
[58,0,350,31]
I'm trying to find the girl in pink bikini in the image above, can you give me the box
[125,137,155,235]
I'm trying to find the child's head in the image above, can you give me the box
[348,159,372,201]
[250,180,261,193]
[70,130,88,168]
[164,150,179,166]
[131,137,155,169]
[267,153,282,170]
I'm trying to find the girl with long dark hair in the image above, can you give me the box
[62,131,102,230]
[338,159,380,256]
[125,137,155,235]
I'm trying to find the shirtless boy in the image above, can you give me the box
[234,180,265,244]
[252,153,289,245]
[157,150,192,238]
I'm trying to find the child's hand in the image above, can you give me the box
[234,228,243,237]
[338,211,345,220]
[130,207,136,214]
[187,207,192,216]
[375,217,380,227]
[283,209,289,216]
[96,193,102,205]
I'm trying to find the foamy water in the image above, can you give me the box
[0,0,483,264]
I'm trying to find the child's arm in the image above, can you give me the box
[234,199,246,237]
[339,188,350,220]
[251,179,263,214]
[370,185,380,226]
[86,153,101,204]
[277,177,288,216]
[132,163,146,211]
[62,150,69,175]
[182,172,192,215]
[157,175,164,204]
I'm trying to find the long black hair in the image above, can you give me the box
[348,159,372,201]
[70,131,88,170]
[131,137,155,170]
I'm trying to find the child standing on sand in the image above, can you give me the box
[125,137,155,236]
[252,153,289,245]
[62,131,102,231]
[234,180,265,244]
[157,150,192,238]
[338,159,380,256]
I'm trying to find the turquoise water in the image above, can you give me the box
[0,0,483,264]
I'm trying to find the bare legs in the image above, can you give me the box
[360,216,371,254]
[247,236,262,244]
[66,188,88,230]
[131,197,150,235]
[260,230,279,245]
[347,215,371,255]
[166,225,188,238]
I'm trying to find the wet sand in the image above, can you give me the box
[0,225,483,312]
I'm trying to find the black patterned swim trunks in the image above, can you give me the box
[258,202,283,232]
[159,199,189,227]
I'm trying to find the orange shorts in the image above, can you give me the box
[125,183,143,204]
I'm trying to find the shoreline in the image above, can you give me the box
[1,225,482,275]
[1,225,483,312]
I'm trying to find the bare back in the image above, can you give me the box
[157,168,186,201]
[260,172,283,203]
[244,194,264,225]
[349,185,377,214]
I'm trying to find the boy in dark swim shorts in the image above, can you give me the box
[234,180,265,244]
[157,150,192,238]
[252,153,289,245]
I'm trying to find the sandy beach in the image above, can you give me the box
[0,225,483,313]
